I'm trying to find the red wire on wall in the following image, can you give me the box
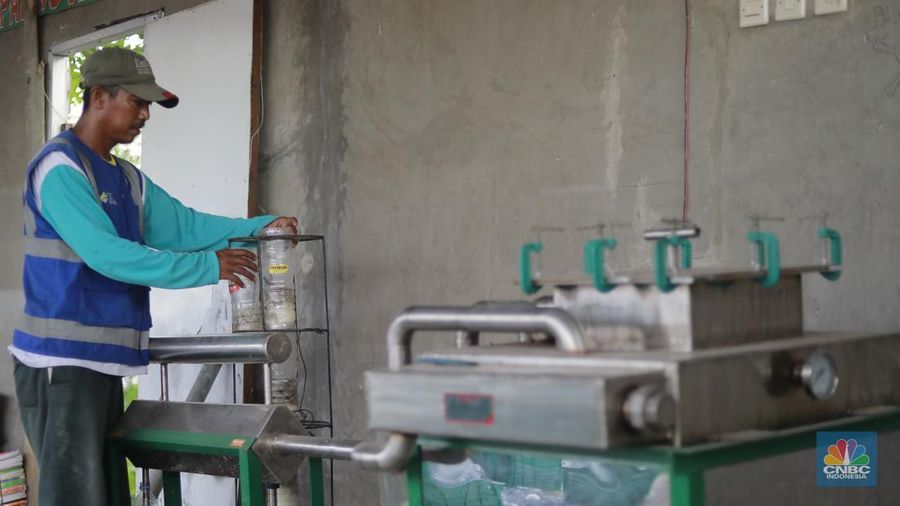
[683,0,692,223]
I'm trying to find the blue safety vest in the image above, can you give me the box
[13,131,152,367]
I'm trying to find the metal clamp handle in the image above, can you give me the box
[652,237,692,292]
[819,227,842,281]
[519,242,543,295]
[747,231,781,288]
[584,238,618,293]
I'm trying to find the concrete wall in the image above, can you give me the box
[2,0,900,504]
[259,0,900,504]
[0,8,39,453]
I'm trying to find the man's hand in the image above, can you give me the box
[265,216,299,236]
[216,248,258,287]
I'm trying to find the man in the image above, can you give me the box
[8,47,296,505]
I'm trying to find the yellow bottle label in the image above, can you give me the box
[268,264,289,274]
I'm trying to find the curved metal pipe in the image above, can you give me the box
[266,432,418,472]
[267,434,358,461]
[149,333,291,364]
[350,433,418,471]
[387,303,586,369]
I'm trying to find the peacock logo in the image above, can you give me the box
[823,439,870,466]
[817,432,877,487]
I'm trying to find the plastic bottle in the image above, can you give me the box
[132,482,159,506]
[230,249,264,332]
[260,227,297,330]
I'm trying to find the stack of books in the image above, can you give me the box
[0,450,26,506]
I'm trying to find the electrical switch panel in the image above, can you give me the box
[814,0,848,15]
[740,0,770,28]
[776,0,807,21]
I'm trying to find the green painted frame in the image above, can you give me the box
[107,428,264,506]
[407,408,900,506]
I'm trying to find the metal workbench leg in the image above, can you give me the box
[670,470,704,506]
[239,448,265,506]
[407,448,425,506]
[163,471,182,506]
[309,458,325,506]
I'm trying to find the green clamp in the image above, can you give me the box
[747,231,781,288]
[819,227,842,281]
[519,242,543,295]
[584,238,618,293]
[653,237,692,293]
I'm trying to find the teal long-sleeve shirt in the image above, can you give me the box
[37,162,275,289]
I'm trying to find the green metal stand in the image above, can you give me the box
[408,408,900,506]
[108,428,268,506]
[310,457,326,506]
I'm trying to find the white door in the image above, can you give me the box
[139,0,254,504]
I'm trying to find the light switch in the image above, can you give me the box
[740,0,770,27]
[776,0,807,21]
[815,0,848,15]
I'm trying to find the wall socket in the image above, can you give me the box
[814,0,848,15]
[740,0,770,28]
[776,0,806,21]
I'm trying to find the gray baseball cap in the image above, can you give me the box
[80,47,179,108]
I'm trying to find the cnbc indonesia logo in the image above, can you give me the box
[823,439,870,478]
[818,432,877,487]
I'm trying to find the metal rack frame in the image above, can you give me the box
[227,233,336,504]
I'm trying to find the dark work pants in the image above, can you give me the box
[13,358,129,506]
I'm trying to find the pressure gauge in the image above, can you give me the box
[797,351,839,401]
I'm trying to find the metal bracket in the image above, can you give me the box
[519,242,542,295]
[747,231,781,288]
[819,227,843,281]
[653,237,693,293]
[584,238,618,292]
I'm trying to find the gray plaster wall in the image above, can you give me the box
[259,0,900,504]
[0,14,38,453]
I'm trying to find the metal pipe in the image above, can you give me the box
[387,304,586,370]
[266,483,278,506]
[351,433,418,471]
[148,333,291,364]
[263,362,273,405]
[643,225,700,240]
[160,363,169,402]
[185,364,223,402]
[266,433,418,472]
[267,434,358,461]
[142,468,150,506]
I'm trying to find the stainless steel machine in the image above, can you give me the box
[366,225,900,450]
[354,224,900,505]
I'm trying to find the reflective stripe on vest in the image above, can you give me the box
[24,236,82,262]
[18,314,147,346]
